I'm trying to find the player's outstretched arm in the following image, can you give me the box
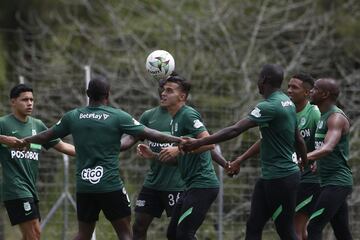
[120,134,139,151]
[210,145,228,168]
[186,131,215,154]
[295,128,308,167]
[0,135,24,148]
[307,113,348,161]
[53,141,76,156]
[139,127,181,144]
[24,128,57,145]
[181,118,257,152]
[229,139,261,175]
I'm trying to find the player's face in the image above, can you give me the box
[161,82,185,107]
[287,78,307,104]
[11,91,34,117]
[310,80,323,105]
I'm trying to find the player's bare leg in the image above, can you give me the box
[133,212,154,240]
[294,212,309,240]
[19,219,40,240]
[111,216,132,240]
[73,221,96,240]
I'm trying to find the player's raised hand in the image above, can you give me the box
[226,160,240,177]
[310,161,317,173]
[137,144,156,159]
[159,146,180,162]
[2,136,27,149]
[180,136,200,152]
[297,157,305,172]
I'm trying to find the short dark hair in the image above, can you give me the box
[86,77,110,101]
[165,74,191,98]
[260,64,284,88]
[292,73,315,88]
[10,84,33,99]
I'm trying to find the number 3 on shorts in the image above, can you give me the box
[168,192,181,206]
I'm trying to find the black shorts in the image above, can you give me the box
[167,187,219,240]
[76,188,131,223]
[295,182,321,215]
[135,186,183,218]
[4,197,41,226]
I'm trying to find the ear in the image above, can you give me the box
[322,90,330,100]
[179,92,187,101]
[304,88,311,97]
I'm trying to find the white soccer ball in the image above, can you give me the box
[145,50,175,80]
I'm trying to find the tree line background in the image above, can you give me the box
[0,0,359,239]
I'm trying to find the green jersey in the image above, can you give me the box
[0,114,59,201]
[170,105,219,189]
[52,105,145,193]
[297,102,321,183]
[315,106,352,187]
[248,91,299,179]
[140,107,185,191]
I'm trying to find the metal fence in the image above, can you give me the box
[0,67,359,240]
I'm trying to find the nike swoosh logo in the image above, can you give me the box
[11,131,18,134]
[25,211,33,216]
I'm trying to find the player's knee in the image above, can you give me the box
[133,221,147,237]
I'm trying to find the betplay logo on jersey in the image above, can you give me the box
[81,166,104,184]
[79,113,110,120]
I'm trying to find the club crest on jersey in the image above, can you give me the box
[193,119,204,129]
[300,117,306,126]
[317,121,324,129]
[23,202,31,211]
[251,107,261,118]
[32,129,37,136]
[81,166,103,184]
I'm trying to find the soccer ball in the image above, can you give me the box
[145,50,175,80]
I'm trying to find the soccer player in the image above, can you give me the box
[124,78,229,240]
[137,75,220,240]
[287,73,321,240]
[120,79,187,240]
[181,64,308,239]
[0,84,75,240]
[20,77,182,240]
[306,78,353,240]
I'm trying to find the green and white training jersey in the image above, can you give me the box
[170,105,219,190]
[297,102,321,183]
[140,106,185,191]
[315,106,352,187]
[52,105,145,193]
[248,91,299,179]
[0,114,59,201]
